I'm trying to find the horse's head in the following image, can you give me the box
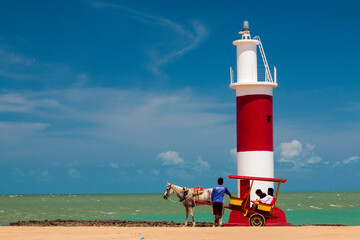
[163,182,174,200]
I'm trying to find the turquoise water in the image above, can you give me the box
[0,192,359,226]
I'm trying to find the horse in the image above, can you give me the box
[163,183,222,227]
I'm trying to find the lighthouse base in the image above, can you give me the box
[224,207,291,226]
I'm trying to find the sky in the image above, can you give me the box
[0,0,359,194]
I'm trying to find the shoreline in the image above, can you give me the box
[6,219,350,227]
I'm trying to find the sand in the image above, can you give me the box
[1,226,359,240]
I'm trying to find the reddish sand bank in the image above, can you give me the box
[8,219,212,227]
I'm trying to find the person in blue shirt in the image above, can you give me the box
[211,177,232,227]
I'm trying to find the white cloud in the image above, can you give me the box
[343,156,359,164]
[0,46,87,86]
[39,170,49,178]
[230,147,237,162]
[276,140,322,168]
[146,20,207,77]
[11,168,24,178]
[4,93,62,112]
[335,102,360,112]
[0,48,35,66]
[136,169,143,175]
[158,151,184,165]
[278,140,302,159]
[333,156,359,167]
[92,2,207,79]
[152,169,160,176]
[0,88,232,146]
[0,121,49,146]
[110,162,119,168]
[0,121,49,132]
[12,168,50,181]
[165,168,193,181]
[68,168,80,178]
[194,156,210,171]
[36,170,50,181]
[0,94,33,112]
[0,88,233,168]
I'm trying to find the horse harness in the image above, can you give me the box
[180,186,204,204]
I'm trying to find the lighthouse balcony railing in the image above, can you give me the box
[230,65,277,85]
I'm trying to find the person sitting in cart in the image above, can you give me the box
[251,189,274,210]
[211,177,231,227]
[267,187,274,197]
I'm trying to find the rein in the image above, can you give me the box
[167,195,182,204]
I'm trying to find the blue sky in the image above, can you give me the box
[0,0,359,193]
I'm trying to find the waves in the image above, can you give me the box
[0,191,359,226]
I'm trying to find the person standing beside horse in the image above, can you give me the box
[211,178,232,227]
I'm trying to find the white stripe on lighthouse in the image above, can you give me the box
[236,151,274,198]
[236,85,273,97]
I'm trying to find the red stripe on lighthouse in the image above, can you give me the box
[236,94,273,152]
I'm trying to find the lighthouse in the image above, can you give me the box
[230,21,277,201]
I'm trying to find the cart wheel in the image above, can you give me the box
[249,213,266,226]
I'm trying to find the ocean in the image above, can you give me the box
[1,191,359,226]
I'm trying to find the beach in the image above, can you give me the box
[1,226,359,240]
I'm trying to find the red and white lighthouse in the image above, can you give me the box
[230,21,278,201]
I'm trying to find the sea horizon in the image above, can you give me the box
[2,190,360,195]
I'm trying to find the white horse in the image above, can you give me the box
[163,183,222,227]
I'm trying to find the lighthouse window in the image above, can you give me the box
[267,115,272,123]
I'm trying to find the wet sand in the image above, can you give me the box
[8,219,213,227]
[1,226,359,240]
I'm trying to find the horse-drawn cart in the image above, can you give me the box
[194,175,291,226]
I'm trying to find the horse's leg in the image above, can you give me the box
[189,207,195,227]
[184,207,188,227]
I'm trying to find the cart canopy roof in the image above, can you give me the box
[228,175,287,183]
